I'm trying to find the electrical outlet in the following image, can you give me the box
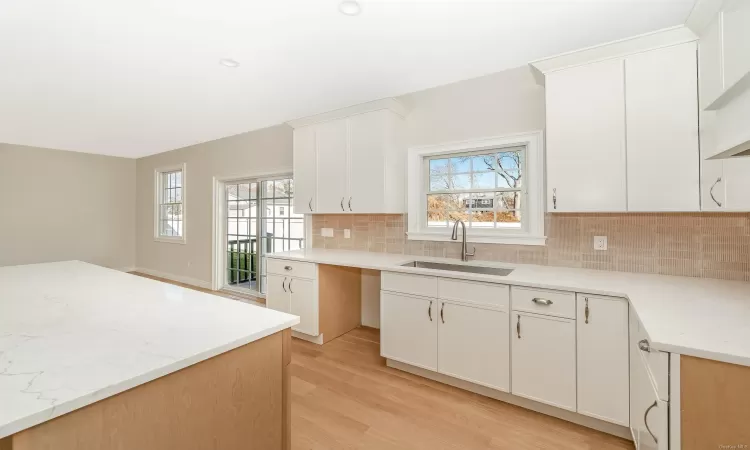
[344,229,351,239]
[321,227,334,237]
[593,236,608,251]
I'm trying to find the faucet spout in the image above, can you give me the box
[450,219,476,262]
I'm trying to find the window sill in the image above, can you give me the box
[407,232,547,246]
[154,236,187,245]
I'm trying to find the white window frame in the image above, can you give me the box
[154,163,187,244]
[407,132,546,246]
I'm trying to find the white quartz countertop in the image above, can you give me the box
[0,261,299,439]
[268,248,750,367]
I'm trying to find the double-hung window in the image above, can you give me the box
[155,164,186,243]
[407,132,545,246]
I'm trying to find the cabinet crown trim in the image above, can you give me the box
[287,98,409,128]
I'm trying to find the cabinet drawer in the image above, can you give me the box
[267,259,317,279]
[511,287,575,319]
[630,306,669,401]
[438,278,509,309]
[382,272,437,298]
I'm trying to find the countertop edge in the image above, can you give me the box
[0,318,298,439]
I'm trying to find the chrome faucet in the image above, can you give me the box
[451,220,476,262]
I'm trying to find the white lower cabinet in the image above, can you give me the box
[289,277,317,336]
[266,274,291,314]
[511,311,577,411]
[380,291,438,370]
[576,294,630,426]
[437,301,509,392]
[631,349,668,450]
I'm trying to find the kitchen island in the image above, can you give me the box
[0,261,298,450]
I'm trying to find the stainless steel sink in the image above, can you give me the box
[400,261,514,276]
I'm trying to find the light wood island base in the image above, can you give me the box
[4,329,292,450]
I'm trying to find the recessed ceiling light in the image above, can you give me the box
[338,0,361,16]
[219,58,240,68]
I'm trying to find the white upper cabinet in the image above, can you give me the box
[625,42,700,212]
[546,59,627,212]
[292,125,317,214]
[721,0,750,91]
[314,118,349,213]
[289,99,406,214]
[699,17,724,107]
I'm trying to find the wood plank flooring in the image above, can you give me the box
[128,272,633,450]
[291,327,633,450]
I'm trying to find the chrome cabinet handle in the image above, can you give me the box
[644,401,658,444]
[308,198,313,211]
[428,300,433,322]
[584,298,590,324]
[282,277,287,293]
[532,298,553,306]
[348,197,352,211]
[516,314,521,339]
[552,188,557,210]
[638,339,651,353]
[340,198,345,211]
[284,266,292,271]
[288,278,294,294]
[710,177,723,207]
[440,302,445,323]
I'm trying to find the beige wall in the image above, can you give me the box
[135,124,293,285]
[0,144,136,269]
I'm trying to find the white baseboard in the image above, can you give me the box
[386,359,632,441]
[132,267,212,290]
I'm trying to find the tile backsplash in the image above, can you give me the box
[311,213,750,281]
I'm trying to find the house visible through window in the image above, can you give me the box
[155,164,186,243]
[225,177,304,295]
[427,147,524,231]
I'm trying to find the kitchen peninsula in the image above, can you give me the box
[0,261,298,450]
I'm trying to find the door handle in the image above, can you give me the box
[532,298,553,306]
[340,197,345,211]
[644,401,658,444]
[516,314,521,339]
[440,302,445,323]
[428,301,433,322]
[348,197,352,211]
[308,197,313,211]
[710,177,723,207]
[584,297,590,324]
[288,278,294,294]
[282,277,287,293]
[552,188,557,210]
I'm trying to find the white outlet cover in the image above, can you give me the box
[594,236,608,251]
[344,229,351,239]
[321,227,334,237]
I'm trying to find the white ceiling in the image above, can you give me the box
[0,0,696,158]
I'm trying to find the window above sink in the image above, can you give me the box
[406,132,547,246]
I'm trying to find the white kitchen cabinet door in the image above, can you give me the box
[721,0,750,90]
[293,125,317,214]
[437,302,509,392]
[546,58,626,212]
[700,111,726,211]
[631,350,669,450]
[348,110,387,213]
[625,42,700,212]
[289,277,318,336]
[699,15,725,107]
[576,294,629,426]
[266,274,290,314]
[511,312,577,411]
[380,291,438,371]
[315,118,349,213]
[724,160,750,211]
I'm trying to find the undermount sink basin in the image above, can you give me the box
[400,261,514,276]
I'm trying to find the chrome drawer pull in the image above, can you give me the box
[644,401,658,444]
[638,339,651,353]
[284,266,292,271]
[532,298,553,306]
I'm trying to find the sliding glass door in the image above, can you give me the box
[225,176,304,295]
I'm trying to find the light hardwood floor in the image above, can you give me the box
[129,272,633,450]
